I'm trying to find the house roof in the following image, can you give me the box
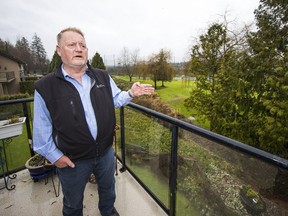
[0,50,26,65]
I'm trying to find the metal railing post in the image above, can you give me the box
[119,106,126,172]
[22,102,34,156]
[169,125,178,216]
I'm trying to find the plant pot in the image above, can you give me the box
[0,117,26,139]
[240,186,266,215]
[25,154,54,180]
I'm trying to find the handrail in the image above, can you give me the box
[120,103,288,215]
[127,103,288,169]
[0,98,34,105]
[3,98,288,170]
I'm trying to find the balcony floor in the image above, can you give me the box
[0,162,167,216]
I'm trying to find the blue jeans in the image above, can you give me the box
[57,147,116,216]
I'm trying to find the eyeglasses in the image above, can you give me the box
[64,42,87,50]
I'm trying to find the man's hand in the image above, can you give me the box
[54,155,75,168]
[130,82,154,97]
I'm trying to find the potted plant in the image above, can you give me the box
[240,185,266,215]
[0,115,26,139]
[25,154,54,181]
[25,154,60,197]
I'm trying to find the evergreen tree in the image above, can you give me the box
[47,50,62,73]
[0,34,50,75]
[245,0,288,157]
[31,33,47,61]
[91,52,106,69]
[15,37,31,72]
[15,37,30,56]
[0,40,16,54]
[30,33,49,73]
[184,1,288,158]
[184,23,234,130]
[183,21,255,143]
[0,38,6,51]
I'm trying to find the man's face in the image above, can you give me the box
[56,31,88,69]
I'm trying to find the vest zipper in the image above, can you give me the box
[70,100,77,120]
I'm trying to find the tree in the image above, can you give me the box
[244,0,288,157]
[147,49,175,89]
[184,2,288,158]
[118,47,141,82]
[184,23,233,130]
[0,40,17,54]
[15,37,30,57]
[184,19,256,140]
[15,37,31,72]
[137,60,149,80]
[0,38,5,51]
[247,1,288,199]
[91,52,106,70]
[118,47,133,81]
[30,33,49,73]
[131,49,140,79]
[0,34,50,75]
[47,50,62,73]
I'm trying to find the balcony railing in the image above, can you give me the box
[0,98,288,216]
[0,71,16,83]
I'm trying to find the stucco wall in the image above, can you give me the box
[0,55,22,95]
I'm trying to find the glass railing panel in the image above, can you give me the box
[176,130,288,216]
[0,129,31,170]
[0,102,32,174]
[122,106,172,209]
[0,101,23,120]
[115,108,122,162]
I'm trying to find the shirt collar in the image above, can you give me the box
[61,64,88,79]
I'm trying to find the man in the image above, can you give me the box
[33,27,154,216]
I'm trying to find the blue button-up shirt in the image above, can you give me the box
[33,67,132,163]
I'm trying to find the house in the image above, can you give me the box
[0,50,25,96]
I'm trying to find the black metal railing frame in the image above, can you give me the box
[119,103,288,216]
[1,98,288,216]
[0,98,34,174]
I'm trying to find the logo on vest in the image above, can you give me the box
[96,84,105,88]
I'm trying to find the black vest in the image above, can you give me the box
[34,65,116,161]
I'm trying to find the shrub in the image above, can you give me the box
[0,93,30,120]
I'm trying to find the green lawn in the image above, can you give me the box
[115,76,195,116]
[0,103,34,171]
[1,126,32,171]
[154,80,195,117]
[114,76,208,127]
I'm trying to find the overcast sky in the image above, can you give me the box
[0,0,259,64]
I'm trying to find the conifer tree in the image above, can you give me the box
[30,33,49,73]
[91,52,106,70]
[47,50,61,73]
[245,0,288,157]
